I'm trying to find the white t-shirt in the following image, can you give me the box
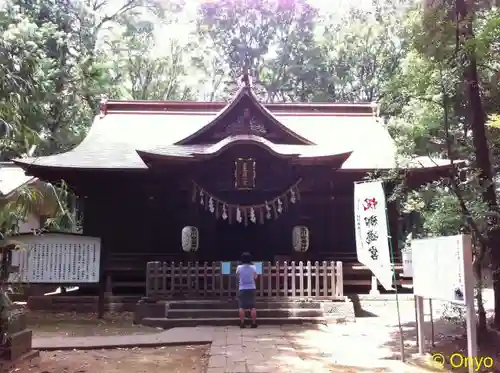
[236,264,257,290]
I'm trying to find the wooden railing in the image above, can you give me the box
[146,261,344,300]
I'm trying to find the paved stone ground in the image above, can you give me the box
[32,291,495,372]
[206,323,419,373]
[205,292,497,373]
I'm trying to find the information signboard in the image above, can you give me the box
[412,234,477,373]
[9,234,101,283]
[412,235,473,305]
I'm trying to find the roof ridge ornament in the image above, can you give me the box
[240,57,252,89]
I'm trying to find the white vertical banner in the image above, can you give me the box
[354,181,394,291]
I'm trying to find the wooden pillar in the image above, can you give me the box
[97,235,108,319]
[94,196,109,319]
[327,175,338,260]
[81,194,108,319]
[325,195,334,258]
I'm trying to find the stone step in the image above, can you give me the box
[167,308,323,319]
[142,316,328,328]
[167,300,323,310]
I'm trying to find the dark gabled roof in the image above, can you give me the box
[13,83,451,171]
[175,86,314,145]
[14,102,399,170]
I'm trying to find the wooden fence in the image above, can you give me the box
[146,261,344,300]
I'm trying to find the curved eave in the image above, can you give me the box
[338,159,466,172]
[175,87,314,145]
[12,159,149,174]
[295,152,353,166]
[136,150,198,166]
[406,162,466,173]
[137,147,353,167]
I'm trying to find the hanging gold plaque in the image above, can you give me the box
[234,158,256,190]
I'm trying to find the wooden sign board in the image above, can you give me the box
[8,234,101,283]
[234,158,256,190]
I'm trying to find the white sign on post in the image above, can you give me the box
[411,235,476,373]
[354,181,394,291]
[412,235,471,304]
[401,247,413,278]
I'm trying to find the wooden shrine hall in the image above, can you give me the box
[14,75,454,298]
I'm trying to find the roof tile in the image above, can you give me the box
[0,162,36,196]
[13,103,446,171]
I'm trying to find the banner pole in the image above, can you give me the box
[385,192,406,363]
[355,179,406,361]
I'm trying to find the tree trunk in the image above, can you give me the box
[473,252,487,334]
[455,0,500,328]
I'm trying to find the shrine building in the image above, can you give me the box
[13,78,453,293]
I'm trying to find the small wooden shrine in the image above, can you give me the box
[13,76,454,289]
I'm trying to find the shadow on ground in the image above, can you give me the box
[215,325,403,373]
[348,294,378,317]
[382,317,500,372]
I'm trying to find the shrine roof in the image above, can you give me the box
[12,91,449,171]
[0,162,36,197]
[14,111,395,170]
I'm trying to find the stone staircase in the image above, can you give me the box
[135,299,355,328]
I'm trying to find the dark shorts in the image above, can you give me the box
[238,289,256,309]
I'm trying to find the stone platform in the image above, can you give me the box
[135,298,355,328]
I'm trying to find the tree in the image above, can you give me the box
[0,0,164,159]
[318,4,409,103]
[382,0,500,331]
[195,0,322,101]
[434,0,500,328]
[101,16,199,100]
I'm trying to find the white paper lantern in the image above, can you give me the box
[182,226,199,252]
[292,225,309,252]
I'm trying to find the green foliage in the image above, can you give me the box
[0,0,499,248]
[319,5,409,102]
[0,0,167,159]
[0,186,44,239]
[195,0,323,100]
[101,16,198,100]
[0,0,162,238]
[382,2,500,244]
[403,177,488,237]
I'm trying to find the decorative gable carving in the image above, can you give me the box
[212,107,278,141]
[224,108,268,136]
[176,87,313,145]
